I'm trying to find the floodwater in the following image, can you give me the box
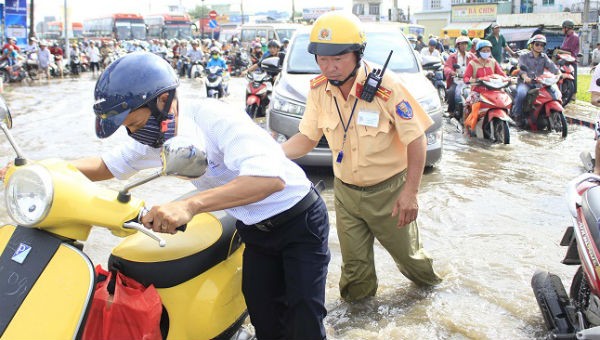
[0,75,595,339]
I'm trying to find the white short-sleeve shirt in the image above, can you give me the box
[102,98,311,224]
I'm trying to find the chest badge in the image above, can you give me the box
[396,100,413,120]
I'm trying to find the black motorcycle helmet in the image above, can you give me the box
[562,19,575,29]
[93,51,179,138]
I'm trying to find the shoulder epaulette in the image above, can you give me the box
[376,85,392,101]
[310,74,328,89]
[355,83,392,102]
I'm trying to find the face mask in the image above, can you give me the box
[480,52,491,59]
[212,54,219,60]
[128,114,176,148]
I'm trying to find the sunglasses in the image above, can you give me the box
[533,42,546,47]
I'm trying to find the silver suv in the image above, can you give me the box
[267,25,443,167]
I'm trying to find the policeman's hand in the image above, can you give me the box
[523,75,532,84]
[391,190,419,227]
[141,201,193,234]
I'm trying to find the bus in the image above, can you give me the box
[145,13,193,40]
[397,23,425,37]
[83,13,146,41]
[42,21,84,40]
[239,23,303,46]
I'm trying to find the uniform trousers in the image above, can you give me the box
[334,171,442,302]
[236,197,330,340]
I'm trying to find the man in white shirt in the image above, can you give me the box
[74,52,330,340]
[85,41,101,77]
[421,38,441,59]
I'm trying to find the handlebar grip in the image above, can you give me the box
[176,224,187,232]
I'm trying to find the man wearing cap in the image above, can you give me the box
[282,11,442,303]
[485,23,515,63]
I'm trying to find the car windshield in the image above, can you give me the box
[286,31,419,74]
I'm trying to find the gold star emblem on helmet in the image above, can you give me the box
[318,28,332,41]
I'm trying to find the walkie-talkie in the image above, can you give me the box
[360,50,393,102]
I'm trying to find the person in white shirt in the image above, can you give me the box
[72,52,329,340]
[85,41,101,76]
[420,38,441,59]
[592,43,600,67]
[36,40,52,79]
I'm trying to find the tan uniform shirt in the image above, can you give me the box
[299,62,433,187]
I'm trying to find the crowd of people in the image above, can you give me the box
[0,34,285,87]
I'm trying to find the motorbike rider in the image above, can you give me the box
[421,38,441,59]
[281,38,290,53]
[206,46,227,69]
[464,40,507,92]
[249,41,263,65]
[281,11,442,303]
[463,40,507,124]
[184,40,204,79]
[1,51,329,340]
[444,36,476,117]
[49,42,64,78]
[560,19,580,94]
[415,34,425,52]
[245,39,283,75]
[511,34,560,127]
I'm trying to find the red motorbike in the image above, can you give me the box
[245,69,272,119]
[514,69,568,137]
[554,50,577,107]
[532,173,600,339]
[463,74,513,144]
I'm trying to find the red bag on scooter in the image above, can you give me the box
[82,265,162,340]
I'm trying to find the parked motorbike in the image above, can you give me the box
[463,74,513,144]
[0,99,251,339]
[531,172,600,339]
[205,65,228,99]
[422,55,446,103]
[549,48,577,108]
[0,59,28,83]
[511,66,568,137]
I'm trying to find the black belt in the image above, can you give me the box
[254,187,319,232]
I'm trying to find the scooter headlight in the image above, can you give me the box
[5,164,53,226]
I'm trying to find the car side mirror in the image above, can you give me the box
[261,56,281,75]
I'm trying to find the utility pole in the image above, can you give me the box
[241,0,244,25]
[583,0,591,65]
[29,0,35,39]
[290,0,295,23]
[64,0,70,64]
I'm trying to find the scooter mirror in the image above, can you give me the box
[0,95,13,129]
[260,56,281,74]
[161,137,208,179]
[596,78,600,87]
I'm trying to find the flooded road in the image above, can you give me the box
[0,75,595,339]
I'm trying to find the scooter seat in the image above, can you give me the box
[581,186,600,249]
[108,211,242,288]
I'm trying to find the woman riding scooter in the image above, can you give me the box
[462,40,512,143]
[444,36,476,120]
[511,34,560,129]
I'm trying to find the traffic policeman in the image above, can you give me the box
[282,11,442,302]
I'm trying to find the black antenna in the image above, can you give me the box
[380,50,393,75]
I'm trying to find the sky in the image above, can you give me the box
[34,0,355,22]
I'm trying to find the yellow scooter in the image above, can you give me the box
[0,98,250,340]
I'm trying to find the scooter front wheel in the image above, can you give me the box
[550,110,568,138]
[492,118,510,144]
[531,270,575,335]
[561,79,575,107]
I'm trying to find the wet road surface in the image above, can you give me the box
[0,74,596,339]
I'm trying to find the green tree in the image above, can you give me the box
[188,5,212,19]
